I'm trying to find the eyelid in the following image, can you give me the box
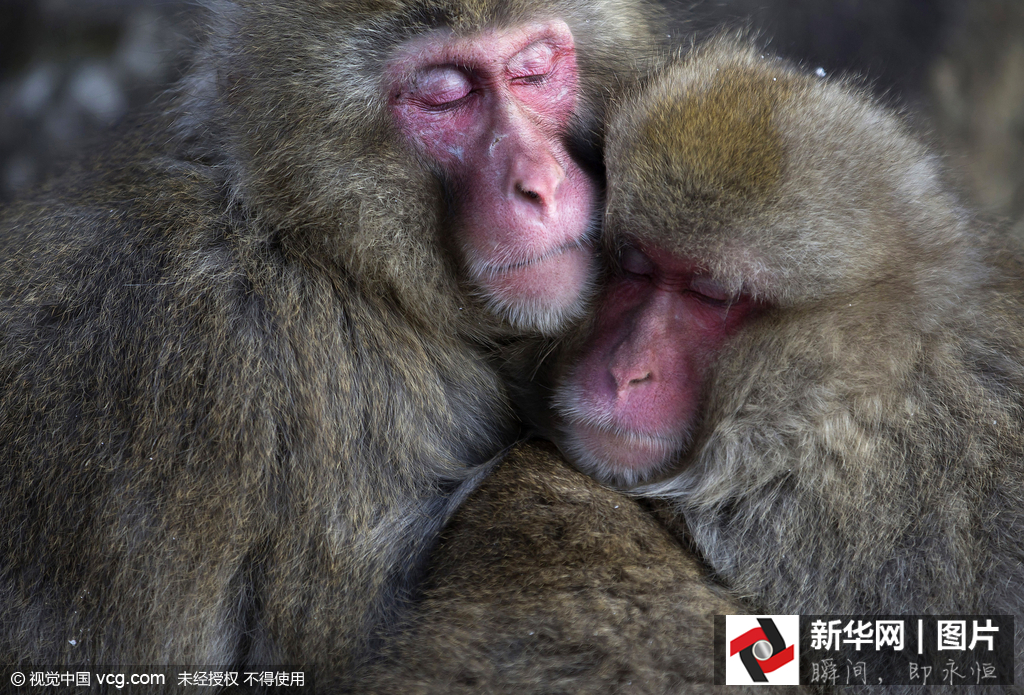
[507,40,556,79]
[405,65,472,106]
[689,275,733,305]
[619,246,654,276]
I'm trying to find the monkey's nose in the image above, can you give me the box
[509,147,565,210]
[610,352,655,397]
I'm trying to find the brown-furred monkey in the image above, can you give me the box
[554,37,1024,690]
[352,439,798,695]
[0,0,654,688]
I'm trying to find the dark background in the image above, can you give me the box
[1,0,1022,235]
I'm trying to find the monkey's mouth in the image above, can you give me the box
[560,420,684,486]
[466,234,598,335]
[481,236,594,274]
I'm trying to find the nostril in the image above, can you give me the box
[516,183,541,201]
[628,373,651,386]
[612,364,653,395]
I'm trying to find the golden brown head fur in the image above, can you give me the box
[606,37,984,311]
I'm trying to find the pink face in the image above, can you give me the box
[555,243,761,486]
[388,21,598,333]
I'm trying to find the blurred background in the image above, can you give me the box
[0,0,1022,235]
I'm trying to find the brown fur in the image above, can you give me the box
[560,38,1024,692]
[637,64,790,206]
[0,0,654,687]
[353,441,804,694]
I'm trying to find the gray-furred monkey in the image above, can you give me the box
[0,0,654,687]
[554,36,1024,691]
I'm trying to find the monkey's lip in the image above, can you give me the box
[482,237,592,274]
[472,240,596,333]
[572,421,680,475]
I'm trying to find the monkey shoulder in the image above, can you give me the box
[0,142,510,472]
[684,251,1024,618]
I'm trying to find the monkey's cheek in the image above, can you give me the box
[481,244,596,333]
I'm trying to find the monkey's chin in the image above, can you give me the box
[559,421,680,488]
[478,244,596,335]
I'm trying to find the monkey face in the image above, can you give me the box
[387,20,600,334]
[554,242,760,487]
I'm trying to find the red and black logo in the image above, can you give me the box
[729,617,795,682]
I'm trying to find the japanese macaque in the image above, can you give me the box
[352,441,800,694]
[0,0,654,686]
[553,37,1024,686]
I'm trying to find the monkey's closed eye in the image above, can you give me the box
[619,246,655,278]
[508,40,556,83]
[689,276,733,307]
[514,73,550,85]
[407,66,473,108]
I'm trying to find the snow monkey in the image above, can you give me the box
[0,0,655,687]
[555,37,1024,691]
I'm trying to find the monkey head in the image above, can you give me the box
[181,0,653,336]
[554,38,982,486]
